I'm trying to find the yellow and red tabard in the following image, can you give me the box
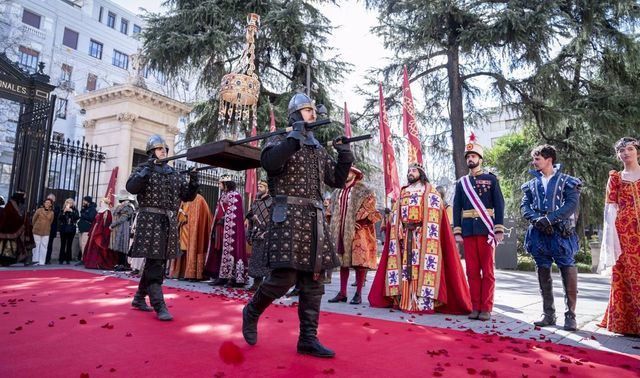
[385,183,444,313]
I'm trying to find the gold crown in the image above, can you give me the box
[408,162,426,173]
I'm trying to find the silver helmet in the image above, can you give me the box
[145,134,169,155]
[287,93,315,116]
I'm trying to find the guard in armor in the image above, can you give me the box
[241,93,354,358]
[453,135,505,321]
[246,180,273,291]
[520,144,581,331]
[126,135,199,321]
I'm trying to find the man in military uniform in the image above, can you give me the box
[246,179,273,291]
[126,135,199,321]
[241,93,354,358]
[453,135,505,321]
[520,144,581,331]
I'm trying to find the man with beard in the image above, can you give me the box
[126,135,199,321]
[521,144,581,331]
[241,92,353,358]
[205,175,247,288]
[246,180,273,291]
[452,135,505,321]
[369,164,472,315]
[328,167,381,305]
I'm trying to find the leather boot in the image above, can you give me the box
[247,277,263,292]
[533,267,557,326]
[349,293,362,305]
[285,287,300,297]
[297,290,335,358]
[131,291,153,312]
[560,266,578,331]
[242,289,275,345]
[148,284,173,321]
[328,293,347,303]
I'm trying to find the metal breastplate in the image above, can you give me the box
[268,146,324,201]
[135,169,182,212]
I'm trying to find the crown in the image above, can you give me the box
[409,162,426,172]
[219,174,233,182]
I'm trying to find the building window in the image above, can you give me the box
[60,64,73,81]
[120,19,128,35]
[107,12,116,28]
[89,39,103,59]
[62,28,79,49]
[22,9,41,29]
[18,46,39,72]
[98,6,103,22]
[0,164,12,185]
[132,24,142,35]
[112,50,128,70]
[56,98,68,119]
[86,73,97,91]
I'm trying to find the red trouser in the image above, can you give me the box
[463,235,495,312]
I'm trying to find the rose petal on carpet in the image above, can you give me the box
[1,269,638,377]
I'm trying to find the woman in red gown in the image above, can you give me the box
[598,137,640,336]
[83,198,119,270]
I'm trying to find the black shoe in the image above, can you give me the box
[328,293,347,303]
[297,339,335,358]
[209,278,228,287]
[349,293,362,305]
[564,315,577,331]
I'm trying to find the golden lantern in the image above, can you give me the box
[218,13,261,133]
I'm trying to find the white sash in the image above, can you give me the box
[461,175,495,246]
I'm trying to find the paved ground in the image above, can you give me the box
[2,264,638,357]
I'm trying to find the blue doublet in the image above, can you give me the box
[520,165,581,268]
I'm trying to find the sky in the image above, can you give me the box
[108,0,389,113]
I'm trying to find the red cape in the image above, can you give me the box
[369,211,472,314]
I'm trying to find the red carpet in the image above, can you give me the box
[1,269,638,378]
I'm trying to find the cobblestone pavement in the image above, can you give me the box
[4,264,638,356]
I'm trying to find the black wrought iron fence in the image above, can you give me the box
[173,160,246,212]
[45,134,106,206]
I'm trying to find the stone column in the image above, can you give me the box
[116,112,138,191]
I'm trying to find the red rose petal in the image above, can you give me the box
[109,368,116,373]
[79,319,87,325]
[323,368,335,375]
[219,341,244,365]
[467,368,477,375]
[559,366,570,374]
[277,319,283,323]
[80,373,90,378]
[48,321,55,327]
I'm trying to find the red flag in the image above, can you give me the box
[402,65,423,165]
[343,102,352,138]
[104,167,118,207]
[245,122,258,203]
[269,104,276,132]
[379,83,400,200]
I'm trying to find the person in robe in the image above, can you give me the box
[171,193,212,281]
[205,175,248,288]
[246,180,273,291]
[0,190,30,267]
[110,190,136,271]
[597,137,640,336]
[328,167,381,305]
[83,197,118,270]
[369,164,472,314]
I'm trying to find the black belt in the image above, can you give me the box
[139,207,175,218]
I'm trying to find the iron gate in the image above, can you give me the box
[45,134,106,206]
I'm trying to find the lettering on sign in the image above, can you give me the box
[0,78,29,96]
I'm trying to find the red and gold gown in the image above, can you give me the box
[598,171,640,335]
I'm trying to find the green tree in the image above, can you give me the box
[362,0,558,178]
[141,0,351,147]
